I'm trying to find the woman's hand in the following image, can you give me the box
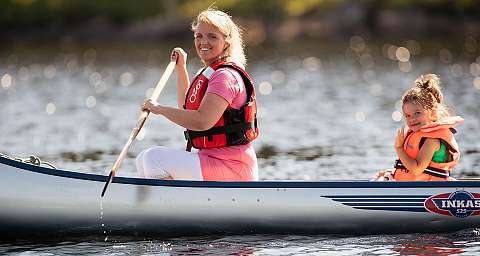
[141,99,160,114]
[171,48,187,67]
[394,127,405,149]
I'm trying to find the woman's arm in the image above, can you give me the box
[143,92,228,131]
[395,133,440,175]
[171,48,190,107]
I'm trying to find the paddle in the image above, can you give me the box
[101,60,176,197]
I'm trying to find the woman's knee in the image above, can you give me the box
[142,147,170,178]
[142,147,167,164]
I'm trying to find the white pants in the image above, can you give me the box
[136,146,204,180]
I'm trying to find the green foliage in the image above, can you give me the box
[0,0,478,28]
[0,0,165,27]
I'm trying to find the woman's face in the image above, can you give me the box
[402,102,436,131]
[194,21,228,65]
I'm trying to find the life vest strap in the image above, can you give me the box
[394,159,450,178]
[185,122,256,140]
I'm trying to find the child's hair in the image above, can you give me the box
[192,8,246,67]
[402,73,450,120]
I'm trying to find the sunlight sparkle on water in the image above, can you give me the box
[392,111,403,122]
[450,64,464,78]
[66,58,79,73]
[259,81,273,95]
[46,102,56,115]
[86,96,97,108]
[302,57,321,71]
[43,65,57,79]
[120,72,134,86]
[1,73,12,89]
[470,63,480,76]
[355,111,366,122]
[89,72,102,87]
[398,61,412,72]
[349,35,366,52]
[396,47,410,62]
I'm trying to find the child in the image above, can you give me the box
[374,74,463,181]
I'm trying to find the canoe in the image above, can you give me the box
[1,153,480,238]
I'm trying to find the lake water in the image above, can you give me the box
[1,39,480,254]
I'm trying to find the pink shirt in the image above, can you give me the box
[198,67,259,181]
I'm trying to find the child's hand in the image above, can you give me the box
[371,169,396,181]
[394,127,405,149]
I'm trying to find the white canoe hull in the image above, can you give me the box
[1,155,480,237]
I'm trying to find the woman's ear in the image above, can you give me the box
[223,42,230,51]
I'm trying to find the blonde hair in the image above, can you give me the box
[192,8,246,67]
[402,73,450,120]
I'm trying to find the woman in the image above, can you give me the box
[136,8,259,181]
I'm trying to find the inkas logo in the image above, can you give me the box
[424,190,480,218]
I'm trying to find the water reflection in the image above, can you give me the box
[2,230,480,255]
[394,243,463,255]
[394,235,465,256]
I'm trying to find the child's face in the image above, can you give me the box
[402,102,436,132]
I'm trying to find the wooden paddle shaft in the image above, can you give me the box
[110,60,176,176]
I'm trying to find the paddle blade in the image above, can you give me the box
[101,171,115,197]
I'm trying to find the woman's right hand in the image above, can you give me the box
[171,47,187,67]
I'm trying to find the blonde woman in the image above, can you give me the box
[136,8,259,181]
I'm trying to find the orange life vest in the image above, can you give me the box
[183,61,259,150]
[393,116,464,181]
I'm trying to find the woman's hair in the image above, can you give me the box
[192,8,246,67]
[402,73,450,119]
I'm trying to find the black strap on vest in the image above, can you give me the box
[184,120,256,149]
[394,159,450,178]
[185,122,255,139]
